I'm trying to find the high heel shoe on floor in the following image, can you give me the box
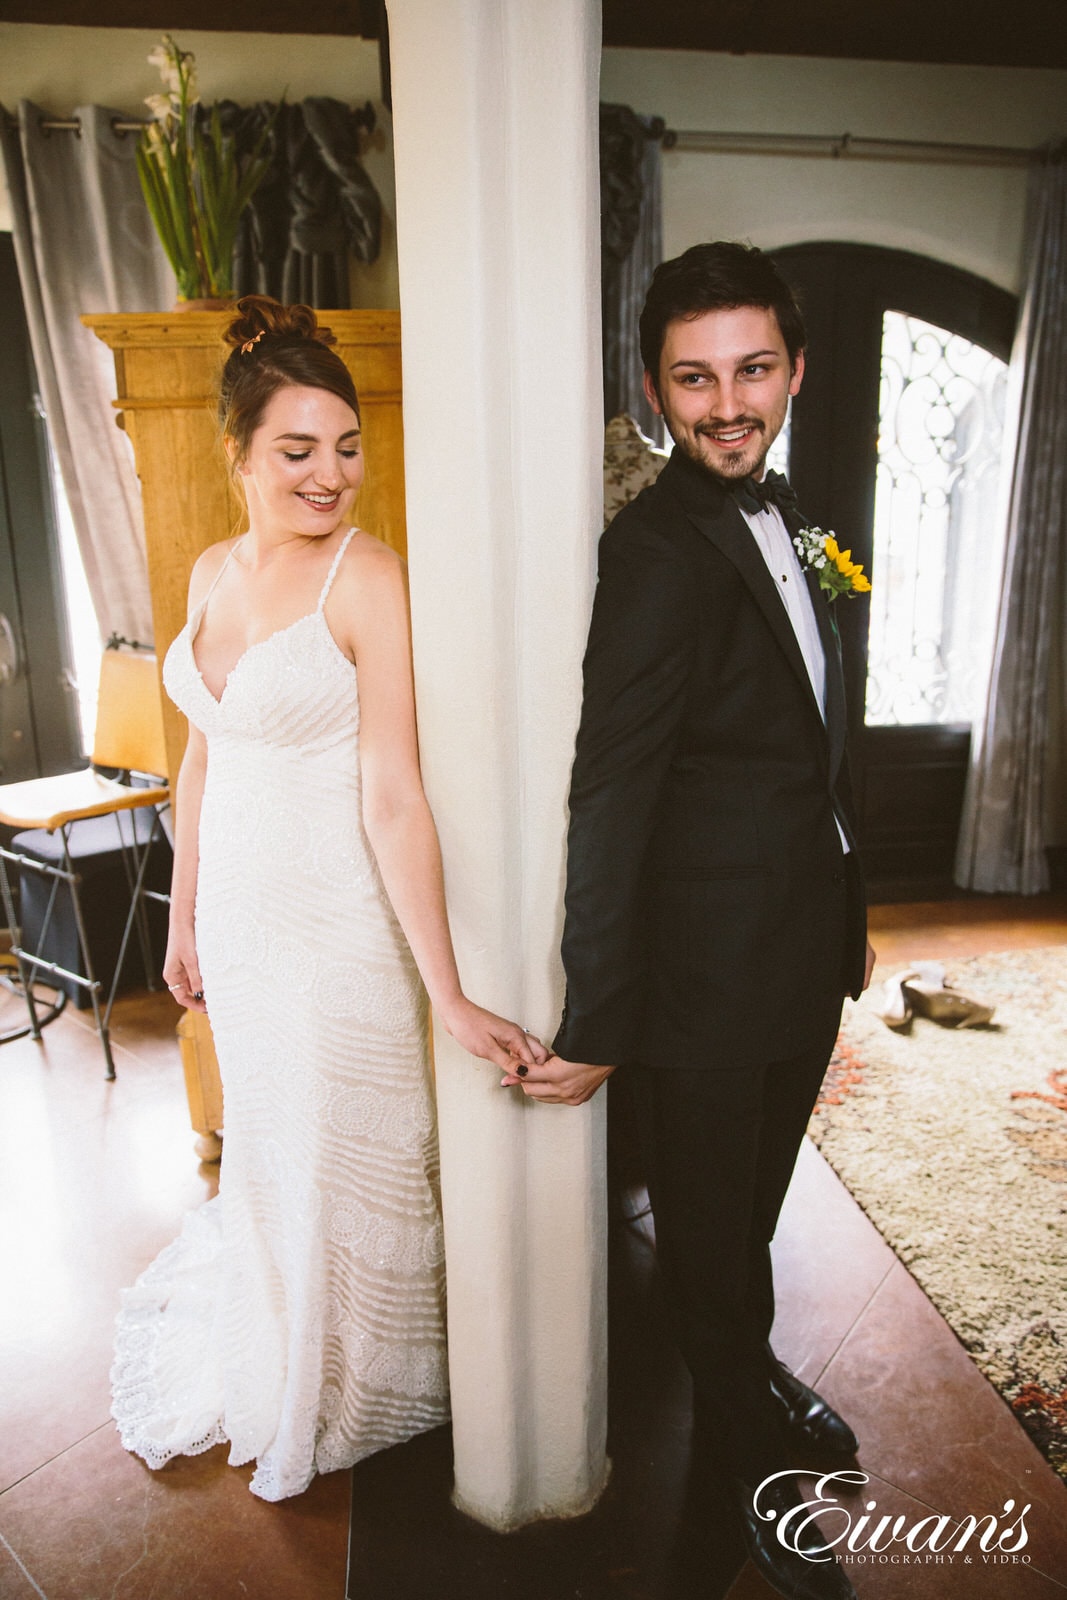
[903,963,995,1028]
[874,968,916,1029]
[874,960,995,1030]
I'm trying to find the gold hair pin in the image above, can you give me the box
[240,330,266,355]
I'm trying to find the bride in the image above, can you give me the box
[110,295,543,1501]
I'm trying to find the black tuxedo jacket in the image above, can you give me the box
[553,448,868,1072]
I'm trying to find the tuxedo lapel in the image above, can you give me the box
[659,453,829,740]
[702,510,827,729]
[778,500,850,788]
[803,564,848,785]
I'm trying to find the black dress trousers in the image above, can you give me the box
[629,997,843,1487]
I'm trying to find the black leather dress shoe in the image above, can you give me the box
[735,1475,857,1600]
[768,1357,859,1457]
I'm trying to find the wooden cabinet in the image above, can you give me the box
[85,310,406,1158]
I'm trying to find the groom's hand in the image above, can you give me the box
[500,1055,615,1105]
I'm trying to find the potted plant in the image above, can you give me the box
[136,35,277,307]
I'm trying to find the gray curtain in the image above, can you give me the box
[0,102,173,645]
[955,142,1067,893]
[600,103,663,445]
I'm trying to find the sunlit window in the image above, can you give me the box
[51,450,100,754]
[764,398,791,478]
[865,311,1008,726]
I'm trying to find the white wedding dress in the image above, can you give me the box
[111,529,449,1501]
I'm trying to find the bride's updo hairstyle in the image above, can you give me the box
[219,295,361,466]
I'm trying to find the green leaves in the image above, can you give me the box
[136,36,279,301]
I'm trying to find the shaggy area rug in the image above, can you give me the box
[809,945,1067,1481]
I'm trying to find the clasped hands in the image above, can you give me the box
[500,1048,615,1106]
[492,934,877,1105]
[486,937,876,1106]
[437,1000,613,1104]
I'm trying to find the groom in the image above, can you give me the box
[508,242,874,1600]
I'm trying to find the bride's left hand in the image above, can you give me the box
[437,998,551,1071]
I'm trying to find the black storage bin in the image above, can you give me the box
[15,810,172,1007]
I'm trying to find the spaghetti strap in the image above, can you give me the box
[317,526,358,611]
[195,540,241,619]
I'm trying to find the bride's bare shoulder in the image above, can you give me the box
[329,531,410,661]
[187,538,239,613]
[346,527,405,567]
[336,529,408,596]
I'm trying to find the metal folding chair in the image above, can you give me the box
[0,647,170,1078]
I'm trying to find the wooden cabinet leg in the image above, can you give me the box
[177,1009,224,1164]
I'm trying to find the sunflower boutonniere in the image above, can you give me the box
[793,527,871,601]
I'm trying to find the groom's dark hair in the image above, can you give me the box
[640,241,806,389]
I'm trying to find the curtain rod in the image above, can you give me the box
[9,118,1042,167]
[664,129,1037,167]
[10,103,376,137]
[3,115,148,136]
[42,118,146,135]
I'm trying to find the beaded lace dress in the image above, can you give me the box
[110,529,449,1501]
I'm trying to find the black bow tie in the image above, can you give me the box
[732,468,799,517]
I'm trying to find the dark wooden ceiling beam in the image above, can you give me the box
[601,0,1067,70]
[1,0,1064,70]
[0,1,382,36]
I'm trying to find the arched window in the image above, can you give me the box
[868,310,1008,727]
[773,243,1016,897]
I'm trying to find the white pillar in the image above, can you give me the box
[386,0,607,1531]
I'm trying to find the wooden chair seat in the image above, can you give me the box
[0,647,171,1078]
[0,769,169,834]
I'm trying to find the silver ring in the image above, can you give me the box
[167,984,181,991]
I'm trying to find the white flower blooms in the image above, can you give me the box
[795,525,838,564]
[143,93,174,125]
[147,34,198,104]
[147,39,181,95]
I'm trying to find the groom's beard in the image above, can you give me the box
[670,414,775,487]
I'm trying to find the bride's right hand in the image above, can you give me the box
[437,997,550,1072]
[163,927,207,1013]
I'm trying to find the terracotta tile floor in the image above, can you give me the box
[0,896,1065,1599]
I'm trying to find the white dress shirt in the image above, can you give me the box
[740,500,849,852]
